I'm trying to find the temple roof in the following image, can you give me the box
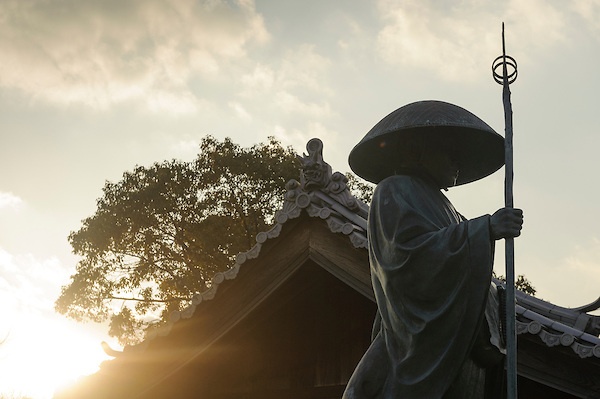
[114,138,600,362]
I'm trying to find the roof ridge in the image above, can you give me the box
[494,279,600,358]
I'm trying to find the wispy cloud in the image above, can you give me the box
[531,237,600,307]
[228,101,252,121]
[0,0,268,113]
[0,248,69,318]
[571,0,600,34]
[278,45,333,94]
[169,138,201,159]
[272,121,340,155]
[0,192,23,210]
[374,0,569,82]
[238,44,334,123]
[564,238,600,282]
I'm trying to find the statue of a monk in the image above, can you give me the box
[344,101,523,398]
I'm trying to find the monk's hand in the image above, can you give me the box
[490,208,523,240]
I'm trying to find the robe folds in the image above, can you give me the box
[344,175,495,399]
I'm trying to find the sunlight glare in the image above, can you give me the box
[0,314,112,399]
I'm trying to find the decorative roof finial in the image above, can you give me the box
[299,138,332,192]
[297,138,360,211]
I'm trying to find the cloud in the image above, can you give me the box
[145,90,203,115]
[230,44,337,153]
[0,248,69,320]
[274,91,333,118]
[241,64,276,94]
[238,45,334,119]
[0,0,269,112]
[169,138,200,159]
[228,101,252,121]
[239,44,332,99]
[272,121,340,156]
[278,45,332,94]
[374,0,568,82]
[571,0,600,34]
[0,192,23,210]
[564,238,600,282]
[528,237,600,307]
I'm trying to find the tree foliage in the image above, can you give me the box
[345,172,374,204]
[493,271,537,296]
[56,136,300,345]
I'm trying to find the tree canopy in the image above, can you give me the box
[56,136,301,345]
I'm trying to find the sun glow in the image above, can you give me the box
[0,314,113,399]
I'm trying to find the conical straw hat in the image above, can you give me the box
[348,100,504,185]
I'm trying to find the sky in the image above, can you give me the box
[1,0,600,397]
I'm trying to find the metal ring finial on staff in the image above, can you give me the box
[492,54,518,85]
[492,22,518,86]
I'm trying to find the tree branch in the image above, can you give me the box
[120,250,180,281]
[109,295,189,303]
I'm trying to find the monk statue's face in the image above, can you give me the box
[405,142,459,189]
[424,150,460,189]
[395,139,460,189]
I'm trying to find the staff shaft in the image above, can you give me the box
[504,85,517,399]
[501,22,518,399]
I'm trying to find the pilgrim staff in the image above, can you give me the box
[493,22,519,399]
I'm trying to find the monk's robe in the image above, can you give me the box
[344,175,498,398]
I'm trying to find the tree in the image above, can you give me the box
[493,271,537,296]
[345,172,374,204]
[56,136,300,345]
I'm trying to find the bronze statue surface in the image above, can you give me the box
[344,101,523,398]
